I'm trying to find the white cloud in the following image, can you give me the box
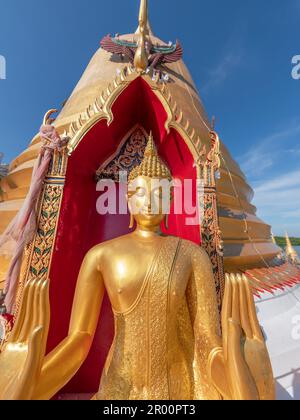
[200,24,246,95]
[254,170,300,194]
[283,209,300,218]
[239,122,300,178]
[202,51,243,94]
[288,148,300,156]
[252,171,300,236]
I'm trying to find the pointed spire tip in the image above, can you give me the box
[135,0,154,37]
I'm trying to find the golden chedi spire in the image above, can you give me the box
[135,0,154,36]
[285,231,299,264]
[134,0,150,73]
[129,132,172,182]
[0,0,282,274]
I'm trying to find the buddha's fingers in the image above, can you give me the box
[226,318,244,398]
[222,274,232,360]
[8,281,32,343]
[30,280,44,336]
[230,274,240,325]
[227,319,259,400]
[15,327,44,400]
[38,280,50,346]
[242,274,264,342]
[19,281,40,343]
[237,274,252,339]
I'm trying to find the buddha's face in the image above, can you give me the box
[128,176,171,229]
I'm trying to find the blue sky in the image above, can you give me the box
[0,0,299,236]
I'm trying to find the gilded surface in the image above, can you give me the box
[97,237,221,400]
[13,146,67,321]
[0,48,279,270]
[0,187,275,400]
[23,146,67,287]
[198,131,225,311]
[0,128,275,401]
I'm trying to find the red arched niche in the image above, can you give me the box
[48,77,201,395]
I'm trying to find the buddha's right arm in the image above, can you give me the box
[33,248,105,400]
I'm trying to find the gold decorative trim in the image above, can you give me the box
[146,76,202,161]
[13,147,68,321]
[56,68,225,308]
[196,131,225,311]
[63,67,226,298]
[26,183,64,283]
[66,67,204,164]
[67,66,139,155]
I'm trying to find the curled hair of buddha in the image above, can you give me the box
[128,132,172,182]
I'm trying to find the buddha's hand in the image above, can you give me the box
[209,274,275,400]
[0,280,50,400]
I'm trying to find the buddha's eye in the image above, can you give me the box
[135,187,146,197]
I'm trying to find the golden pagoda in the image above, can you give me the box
[0,1,280,281]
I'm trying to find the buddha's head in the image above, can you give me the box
[127,133,172,231]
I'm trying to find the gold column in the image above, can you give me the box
[13,147,68,319]
[196,131,225,312]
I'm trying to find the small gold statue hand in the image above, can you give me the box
[209,274,275,400]
[0,280,50,400]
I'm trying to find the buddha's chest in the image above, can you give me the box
[102,243,192,314]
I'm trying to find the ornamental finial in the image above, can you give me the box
[285,231,299,265]
[134,0,151,73]
[144,131,156,156]
[139,0,148,34]
[129,132,172,182]
[135,0,153,37]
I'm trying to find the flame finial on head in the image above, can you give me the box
[129,132,172,182]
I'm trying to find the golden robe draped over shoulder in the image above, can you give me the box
[96,237,221,400]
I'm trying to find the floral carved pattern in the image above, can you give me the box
[23,146,68,287]
[201,190,225,312]
[198,131,225,313]
[27,183,63,282]
[95,128,148,182]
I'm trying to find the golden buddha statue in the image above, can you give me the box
[0,134,275,400]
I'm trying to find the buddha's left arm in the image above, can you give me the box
[33,247,105,400]
[186,246,222,400]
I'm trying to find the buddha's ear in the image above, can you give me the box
[126,197,135,229]
[127,198,136,222]
[129,213,135,229]
[170,186,175,203]
[163,214,169,231]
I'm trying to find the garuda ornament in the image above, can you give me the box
[100,0,183,73]
[100,35,183,70]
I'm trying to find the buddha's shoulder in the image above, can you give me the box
[85,234,135,256]
[85,235,210,261]
[179,238,210,261]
